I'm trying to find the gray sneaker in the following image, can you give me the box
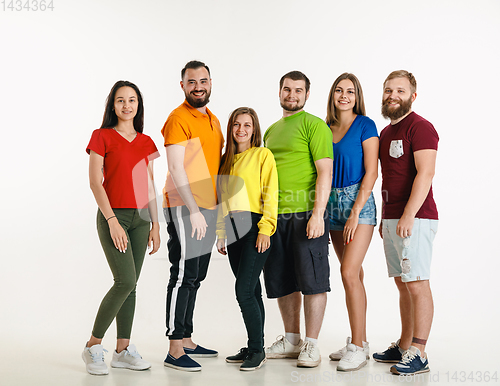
[82,344,108,375]
[110,344,151,370]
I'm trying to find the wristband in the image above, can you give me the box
[106,215,117,222]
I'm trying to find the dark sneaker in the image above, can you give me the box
[164,354,201,372]
[183,345,218,358]
[390,346,430,375]
[240,351,267,371]
[373,339,404,363]
[226,347,249,363]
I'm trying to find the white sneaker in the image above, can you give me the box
[265,335,303,359]
[82,344,108,375]
[337,343,368,371]
[111,344,151,370]
[329,337,370,361]
[297,341,321,368]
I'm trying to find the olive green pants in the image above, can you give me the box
[92,209,150,339]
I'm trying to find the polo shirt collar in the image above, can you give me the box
[182,99,214,119]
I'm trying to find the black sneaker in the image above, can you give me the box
[240,351,267,371]
[373,339,404,363]
[226,347,249,363]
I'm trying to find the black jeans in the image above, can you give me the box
[226,212,271,353]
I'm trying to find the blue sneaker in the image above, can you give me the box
[183,345,218,358]
[164,354,202,372]
[373,339,404,363]
[390,346,430,375]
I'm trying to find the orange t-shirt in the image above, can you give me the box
[161,100,224,209]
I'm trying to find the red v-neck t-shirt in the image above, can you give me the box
[86,128,160,209]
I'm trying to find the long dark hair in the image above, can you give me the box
[100,80,144,133]
[326,73,366,127]
[218,107,262,193]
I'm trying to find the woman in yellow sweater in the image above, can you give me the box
[216,107,278,371]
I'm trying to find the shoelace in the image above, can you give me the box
[400,350,416,365]
[90,348,108,363]
[388,341,398,349]
[271,335,286,350]
[125,349,142,359]
[302,341,315,356]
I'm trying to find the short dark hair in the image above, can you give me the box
[100,80,144,133]
[181,60,210,80]
[280,70,310,93]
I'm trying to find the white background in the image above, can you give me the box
[1,0,499,382]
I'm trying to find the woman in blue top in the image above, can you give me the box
[325,73,379,371]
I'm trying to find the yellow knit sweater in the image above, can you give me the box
[216,147,278,238]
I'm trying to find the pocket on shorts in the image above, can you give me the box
[389,140,404,158]
[309,245,329,284]
[346,188,359,202]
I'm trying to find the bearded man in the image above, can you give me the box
[263,71,333,368]
[161,60,223,372]
[373,70,439,376]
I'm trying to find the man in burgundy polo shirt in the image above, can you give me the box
[373,70,439,376]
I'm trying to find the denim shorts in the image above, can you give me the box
[327,182,377,231]
[382,218,438,282]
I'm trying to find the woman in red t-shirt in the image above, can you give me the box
[82,81,160,375]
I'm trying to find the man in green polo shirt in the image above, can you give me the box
[263,71,333,368]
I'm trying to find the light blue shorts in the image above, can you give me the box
[327,183,377,231]
[382,218,438,282]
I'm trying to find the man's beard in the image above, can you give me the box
[280,99,306,113]
[381,96,412,120]
[185,90,211,108]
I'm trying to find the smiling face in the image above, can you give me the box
[232,113,254,153]
[279,78,309,115]
[113,86,138,123]
[333,79,356,112]
[181,67,212,109]
[382,77,416,123]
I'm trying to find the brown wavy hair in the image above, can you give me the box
[326,73,366,127]
[218,107,262,193]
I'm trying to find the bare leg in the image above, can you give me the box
[87,335,102,348]
[338,225,373,347]
[277,291,302,334]
[330,227,372,346]
[394,277,413,351]
[182,337,197,349]
[304,292,327,340]
[168,339,185,359]
[116,339,130,353]
[405,280,433,354]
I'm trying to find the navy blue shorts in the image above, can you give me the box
[263,211,330,298]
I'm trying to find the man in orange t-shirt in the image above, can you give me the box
[161,60,224,372]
